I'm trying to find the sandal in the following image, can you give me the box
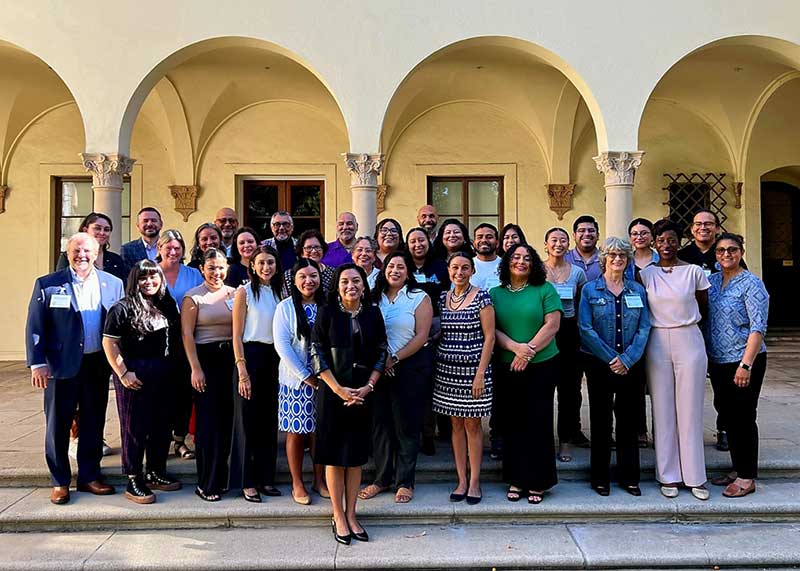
[527,491,544,504]
[395,487,413,504]
[723,480,756,498]
[557,444,572,463]
[174,441,195,460]
[506,486,522,502]
[194,487,220,502]
[711,472,737,486]
[358,483,388,500]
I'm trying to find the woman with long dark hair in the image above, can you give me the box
[187,223,223,270]
[374,218,405,266]
[274,258,329,504]
[312,263,388,544]
[358,251,433,504]
[498,223,527,257]
[181,248,236,502]
[102,260,182,504]
[230,245,285,502]
[226,227,260,287]
[491,243,562,504]
[433,219,475,261]
[57,212,126,281]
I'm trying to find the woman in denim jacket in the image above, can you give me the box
[578,237,651,497]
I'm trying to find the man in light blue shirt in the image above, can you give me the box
[565,215,602,282]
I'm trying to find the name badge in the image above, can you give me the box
[414,272,428,283]
[624,295,644,309]
[50,294,71,309]
[703,268,712,278]
[225,298,235,311]
[484,276,501,290]
[555,284,573,300]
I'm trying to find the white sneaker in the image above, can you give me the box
[102,440,112,456]
[68,438,78,460]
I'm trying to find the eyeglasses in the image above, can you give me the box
[715,246,741,255]
[606,252,627,259]
[692,221,717,228]
[379,228,399,235]
[629,231,650,238]
[216,217,237,224]
[303,245,323,253]
[272,221,291,228]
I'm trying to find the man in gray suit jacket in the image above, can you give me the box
[27,233,124,504]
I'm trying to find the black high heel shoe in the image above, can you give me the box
[350,523,369,542]
[331,519,351,545]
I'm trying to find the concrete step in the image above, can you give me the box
[2,521,800,570]
[2,480,800,533]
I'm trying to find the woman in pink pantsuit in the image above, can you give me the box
[639,219,710,501]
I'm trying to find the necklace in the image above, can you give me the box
[449,285,473,310]
[506,283,529,293]
[659,263,677,274]
[546,263,570,283]
[338,298,363,318]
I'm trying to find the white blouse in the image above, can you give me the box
[242,283,280,344]
[379,286,428,355]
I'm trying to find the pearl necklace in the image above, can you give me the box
[449,285,473,310]
[506,283,529,293]
[338,299,363,317]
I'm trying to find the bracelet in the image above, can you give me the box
[119,369,128,378]
[235,357,247,365]
[238,375,250,383]
[367,381,375,392]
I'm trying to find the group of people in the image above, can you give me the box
[26,202,769,544]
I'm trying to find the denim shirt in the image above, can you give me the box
[578,277,651,370]
[705,271,769,363]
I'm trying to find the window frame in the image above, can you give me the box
[241,178,325,239]
[426,175,504,231]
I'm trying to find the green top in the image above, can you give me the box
[489,282,563,363]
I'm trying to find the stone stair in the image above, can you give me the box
[766,327,800,356]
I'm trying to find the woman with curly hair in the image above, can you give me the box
[490,243,562,504]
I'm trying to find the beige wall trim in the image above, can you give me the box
[414,163,518,223]
[226,163,338,237]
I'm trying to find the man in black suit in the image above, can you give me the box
[27,233,125,504]
[121,207,162,276]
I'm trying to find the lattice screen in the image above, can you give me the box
[662,173,727,236]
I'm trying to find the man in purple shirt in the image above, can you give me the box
[565,214,602,282]
[321,212,359,267]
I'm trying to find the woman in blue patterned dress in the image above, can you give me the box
[432,251,495,505]
[705,233,769,498]
[273,259,327,504]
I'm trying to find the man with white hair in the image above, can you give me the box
[26,233,124,505]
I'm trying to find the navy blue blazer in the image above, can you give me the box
[26,268,124,379]
[121,239,149,277]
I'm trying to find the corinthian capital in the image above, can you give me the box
[593,151,644,186]
[80,153,136,188]
[343,153,384,187]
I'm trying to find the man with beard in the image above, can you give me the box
[214,207,239,257]
[565,215,602,281]
[678,209,729,451]
[121,207,163,277]
[321,212,359,267]
[262,211,297,270]
[471,223,501,290]
[417,205,439,241]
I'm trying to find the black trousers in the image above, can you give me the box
[586,357,644,487]
[708,353,767,479]
[229,342,280,489]
[372,345,434,489]
[113,357,172,475]
[43,352,109,486]
[555,317,584,442]
[501,356,558,491]
[194,341,234,495]
[170,346,193,439]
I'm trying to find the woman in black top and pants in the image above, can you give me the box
[312,263,388,544]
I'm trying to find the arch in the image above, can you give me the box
[119,36,349,157]
[379,36,608,154]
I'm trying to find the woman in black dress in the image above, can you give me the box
[102,260,182,504]
[311,263,388,544]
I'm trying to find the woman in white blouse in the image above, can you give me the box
[358,251,433,504]
[273,258,328,504]
[231,245,285,503]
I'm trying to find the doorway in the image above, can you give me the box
[241,179,324,241]
[761,180,800,327]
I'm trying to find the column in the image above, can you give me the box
[593,151,644,239]
[81,153,135,252]
[343,153,384,232]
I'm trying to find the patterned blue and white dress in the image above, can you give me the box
[432,289,493,417]
[278,303,318,434]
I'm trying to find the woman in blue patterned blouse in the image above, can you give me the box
[705,233,769,498]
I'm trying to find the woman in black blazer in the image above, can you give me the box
[56,212,126,282]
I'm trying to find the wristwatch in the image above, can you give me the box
[391,353,400,364]
[738,361,751,371]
